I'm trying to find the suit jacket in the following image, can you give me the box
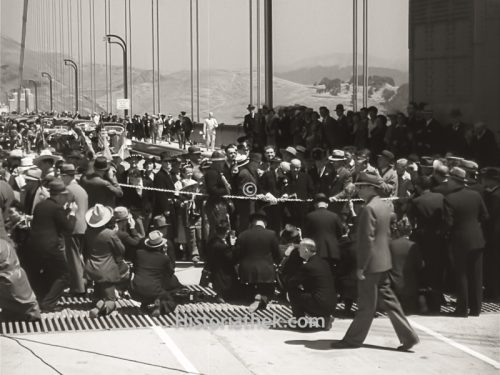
[357,195,393,273]
[85,227,125,283]
[444,185,489,252]
[27,198,76,255]
[206,236,239,298]
[471,129,499,167]
[204,168,229,200]
[414,119,444,155]
[307,163,337,195]
[304,207,343,260]
[243,113,257,136]
[132,245,182,300]
[409,191,445,233]
[287,254,336,312]
[445,122,470,156]
[153,168,176,215]
[80,173,123,208]
[260,169,281,197]
[389,237,422,297]
[236,225,281,284]
[66,180,88,235]
[322,116,340,148]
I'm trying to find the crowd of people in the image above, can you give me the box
[0,101,499,351]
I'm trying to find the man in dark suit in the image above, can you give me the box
[304,193,343,281]
[80,156,123,208]
[283,158,314,229]
[444,167,489,317]
[320,106,340,150]
[153,152,177,241]
[444,109,470,157]
[408,177,446,312]
[335,104,351,147]
[414,106,444,156]
[332,174,419,351]
[243,104,257,145]
[236,210,281,312]
[307,148,337,195]
[25,179,77,311]
[287,238,336,330]
[259,157,283,234]
[471,121,499,167]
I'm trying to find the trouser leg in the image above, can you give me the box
[468,249,483,315]
[378,272,419,346]
[40,252,70,309]
[65,234,86,294]
[343,273,379,346]
[453,250,468,314]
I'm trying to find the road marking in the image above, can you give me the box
[148,321,200,375]
[409,319,500,369]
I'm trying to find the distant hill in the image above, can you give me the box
[1,35,408,121]
[276,65,408,86]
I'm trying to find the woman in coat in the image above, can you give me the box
[130,230,183,316]
[85,204,128,318]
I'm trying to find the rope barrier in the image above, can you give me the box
[117,183,403,203]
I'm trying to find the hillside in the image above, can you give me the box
[1,35,407,122]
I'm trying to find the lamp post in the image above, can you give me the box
[27,80,39,113]
[104,34,128,116]
[41,72,53,112]
[64,59,79,112]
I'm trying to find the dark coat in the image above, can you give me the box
[287,254,336,313]
[414,119,444,155]
[243,113,257,137]
[307,163,337,195]
[80,173,123,208]
[204,168,229,200]
[322,116,340,148]
[444,184,489,252]
[471,129,499,167]
[409,191,445,233]
[26,198,76,255]
[304,207,343,260]
[84,227,125,284]
[387,124,412,158]
[131,244,182,301]
[206,236,239,299]
[356,196,393,273]
[444,122,470,156]
[236,225,281,284]
[153,168,176,216]
[389,237,423,302]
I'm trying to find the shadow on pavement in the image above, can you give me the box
[285,339,400,352]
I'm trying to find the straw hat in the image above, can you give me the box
[145,230,167,248]
[85,204,114,228]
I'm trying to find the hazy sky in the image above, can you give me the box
[1,0,409,73]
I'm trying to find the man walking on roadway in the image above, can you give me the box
[203,112,218,151]
[331,171,420,351]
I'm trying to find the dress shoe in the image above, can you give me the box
[248,299,261,313]
[330,340,361,349]
[397,338,420,352]
[449,310,468,318]
[321,315,334,331]
[151,298,161,317]
[89,300,105,319]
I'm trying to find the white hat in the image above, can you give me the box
[34,149,61,165]
[85,204,114,228]
[19,157,35,171]
[9,149,23,158]
[329,149,347,161]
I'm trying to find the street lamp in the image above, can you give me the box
[64,59,79,113]
[104,34,128,116]
[41,72,53,112]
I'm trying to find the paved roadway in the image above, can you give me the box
[1,267,499,375]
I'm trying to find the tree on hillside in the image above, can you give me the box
[318,77,342,96]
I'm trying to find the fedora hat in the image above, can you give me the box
[480,167,500,182]
[60,163,76,175]
[85,204,113,228]
[210,150,226,162]
[9,149,23,159]
[152,215,168,228]
[113,206,129,222]
[145,230,167,248]
[355,170,383,188]
[48,179,69,195]
[378,150,395,163]
[24,167,42,181]
[329,149,347,162]
[247,104,255,111]
[187,145,201,155]
[449,167,467,182]
[34,149,61,165]
[460,159,479,171]
[335,104,345,112]
[93,156,110,171]
[279,146,297,158]
[181,180,199,192]
[19,157,35,171]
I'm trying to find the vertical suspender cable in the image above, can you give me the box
[77,0,81,112]
[190,0,194,121]
[128,0,132,114]
[52,0,58,111]
[92,0,96,112]
[151,0,156,113]
[68,0,73,110]
[79,0,83,113]
[249,0,253,106]
[59,0,65,109]
[352,0,358,112]
[108,0,112,113]
[89,0,93,112]
[362,0,368,108]
[256,0,260,109]
[104,0,109,112]
[156,0,160,113]
[124,0,128,113]
[196,0,200,122]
